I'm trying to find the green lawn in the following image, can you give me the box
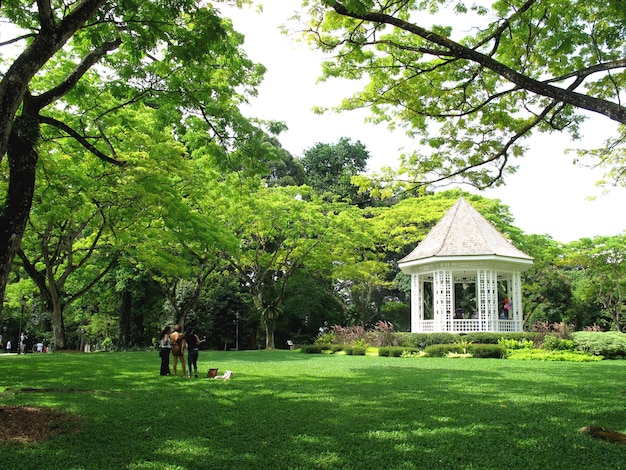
[1,351,625,469]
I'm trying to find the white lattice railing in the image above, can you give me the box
[412,319,522,333]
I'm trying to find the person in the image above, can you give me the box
[184,326,202,378]
[36,341,44,353]
[454,308,464,319]
[159,326,172,376]
[170,324,187,377]
[5,339,11,353]
[19,332,28,354]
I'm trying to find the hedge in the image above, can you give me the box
[572,331,626,358]
[378,347,420,357]
[424,343,506,358]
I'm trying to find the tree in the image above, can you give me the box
[301,137,370,203]
[228,186,341,349]
[304,1,626,189]
[0,1,272,317]
[264,137,307,188]
[564,235,626,332]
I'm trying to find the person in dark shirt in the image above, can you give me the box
[184,326,203,378]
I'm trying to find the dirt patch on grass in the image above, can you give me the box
[0,406,80,443]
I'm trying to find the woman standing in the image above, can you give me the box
[185,326,202,378]
[159,326,172,376]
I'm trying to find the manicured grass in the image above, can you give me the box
[1,351,625,469]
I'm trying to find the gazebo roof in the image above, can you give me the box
[398,197,533,266]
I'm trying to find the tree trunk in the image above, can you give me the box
[118,289,132,347]
[51,302,66,350]
[0,0,106,313]
[264,318,275,350]
[0,116,38,317]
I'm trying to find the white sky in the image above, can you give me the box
[223,1,626,243]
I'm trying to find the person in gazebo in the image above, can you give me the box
[454,308,464,319]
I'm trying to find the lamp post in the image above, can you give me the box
[235,312,240,351]
[18,296,26,355]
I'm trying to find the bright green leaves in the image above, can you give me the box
[304,0,626,188]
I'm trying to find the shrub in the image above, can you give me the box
[507,349,604,362]
[314,332,335,345]
[400,333,461,350]
[469,344,507,358]
[542,335,575,351]
[572,331,626,358]
[464,332,539,344]
[424,344,461,357]
[370,321,402,347]
[378,347,420,357]
[331,325,367,345]
[301,344,331,354]
[531,321,574,339]
[498,338,534,350]
[424,343,505,358]
[347,347,367,356]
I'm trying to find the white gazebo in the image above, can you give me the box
[398,198,533,333]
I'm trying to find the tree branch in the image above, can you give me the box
[330,1,626,124]
[30,39,122,111]
[38,115,126,166]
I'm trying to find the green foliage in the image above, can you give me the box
[573,331,626,358]
[463,332,540,345]
[301,137,370,203]
[424,343,506,358]
[468,344,507,359]
[378,346,420,357]
[424,344,463,357]
[301,344,331,354]
[345,346,367,355]
[315,332,336,344]
[399,332,461,349]
[564,235,626,332]
[542,335,576,351]
[454,338,473,354]
[305,1,626,190]
[508,349,604,362]
[498,338,535,350]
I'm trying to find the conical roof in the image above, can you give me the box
[398,197,533,266]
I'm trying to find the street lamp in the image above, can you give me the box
[235,312,240,351]
[18,296,26,355]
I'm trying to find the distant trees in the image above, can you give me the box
[301,137,370,204]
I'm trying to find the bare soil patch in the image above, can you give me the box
[0,405,80,443]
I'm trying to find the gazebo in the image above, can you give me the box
[398,197,533,333]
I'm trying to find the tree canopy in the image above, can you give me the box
[0,0,277,314]
[303,0,626,189]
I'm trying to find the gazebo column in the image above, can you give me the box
[411,273,424,332]
[477,269,498,331]
[510,272,524,331]
[432,269,453,331]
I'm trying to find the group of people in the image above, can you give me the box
[0,332,40,354]
[158,324,203,377]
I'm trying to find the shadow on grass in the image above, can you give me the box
[1,351,625,469]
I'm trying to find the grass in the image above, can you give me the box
[1,350,625,470]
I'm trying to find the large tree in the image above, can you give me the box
[227,185,347,349]
[0,0,271,316]
[301,137,370,203]
[303,0,626,189]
